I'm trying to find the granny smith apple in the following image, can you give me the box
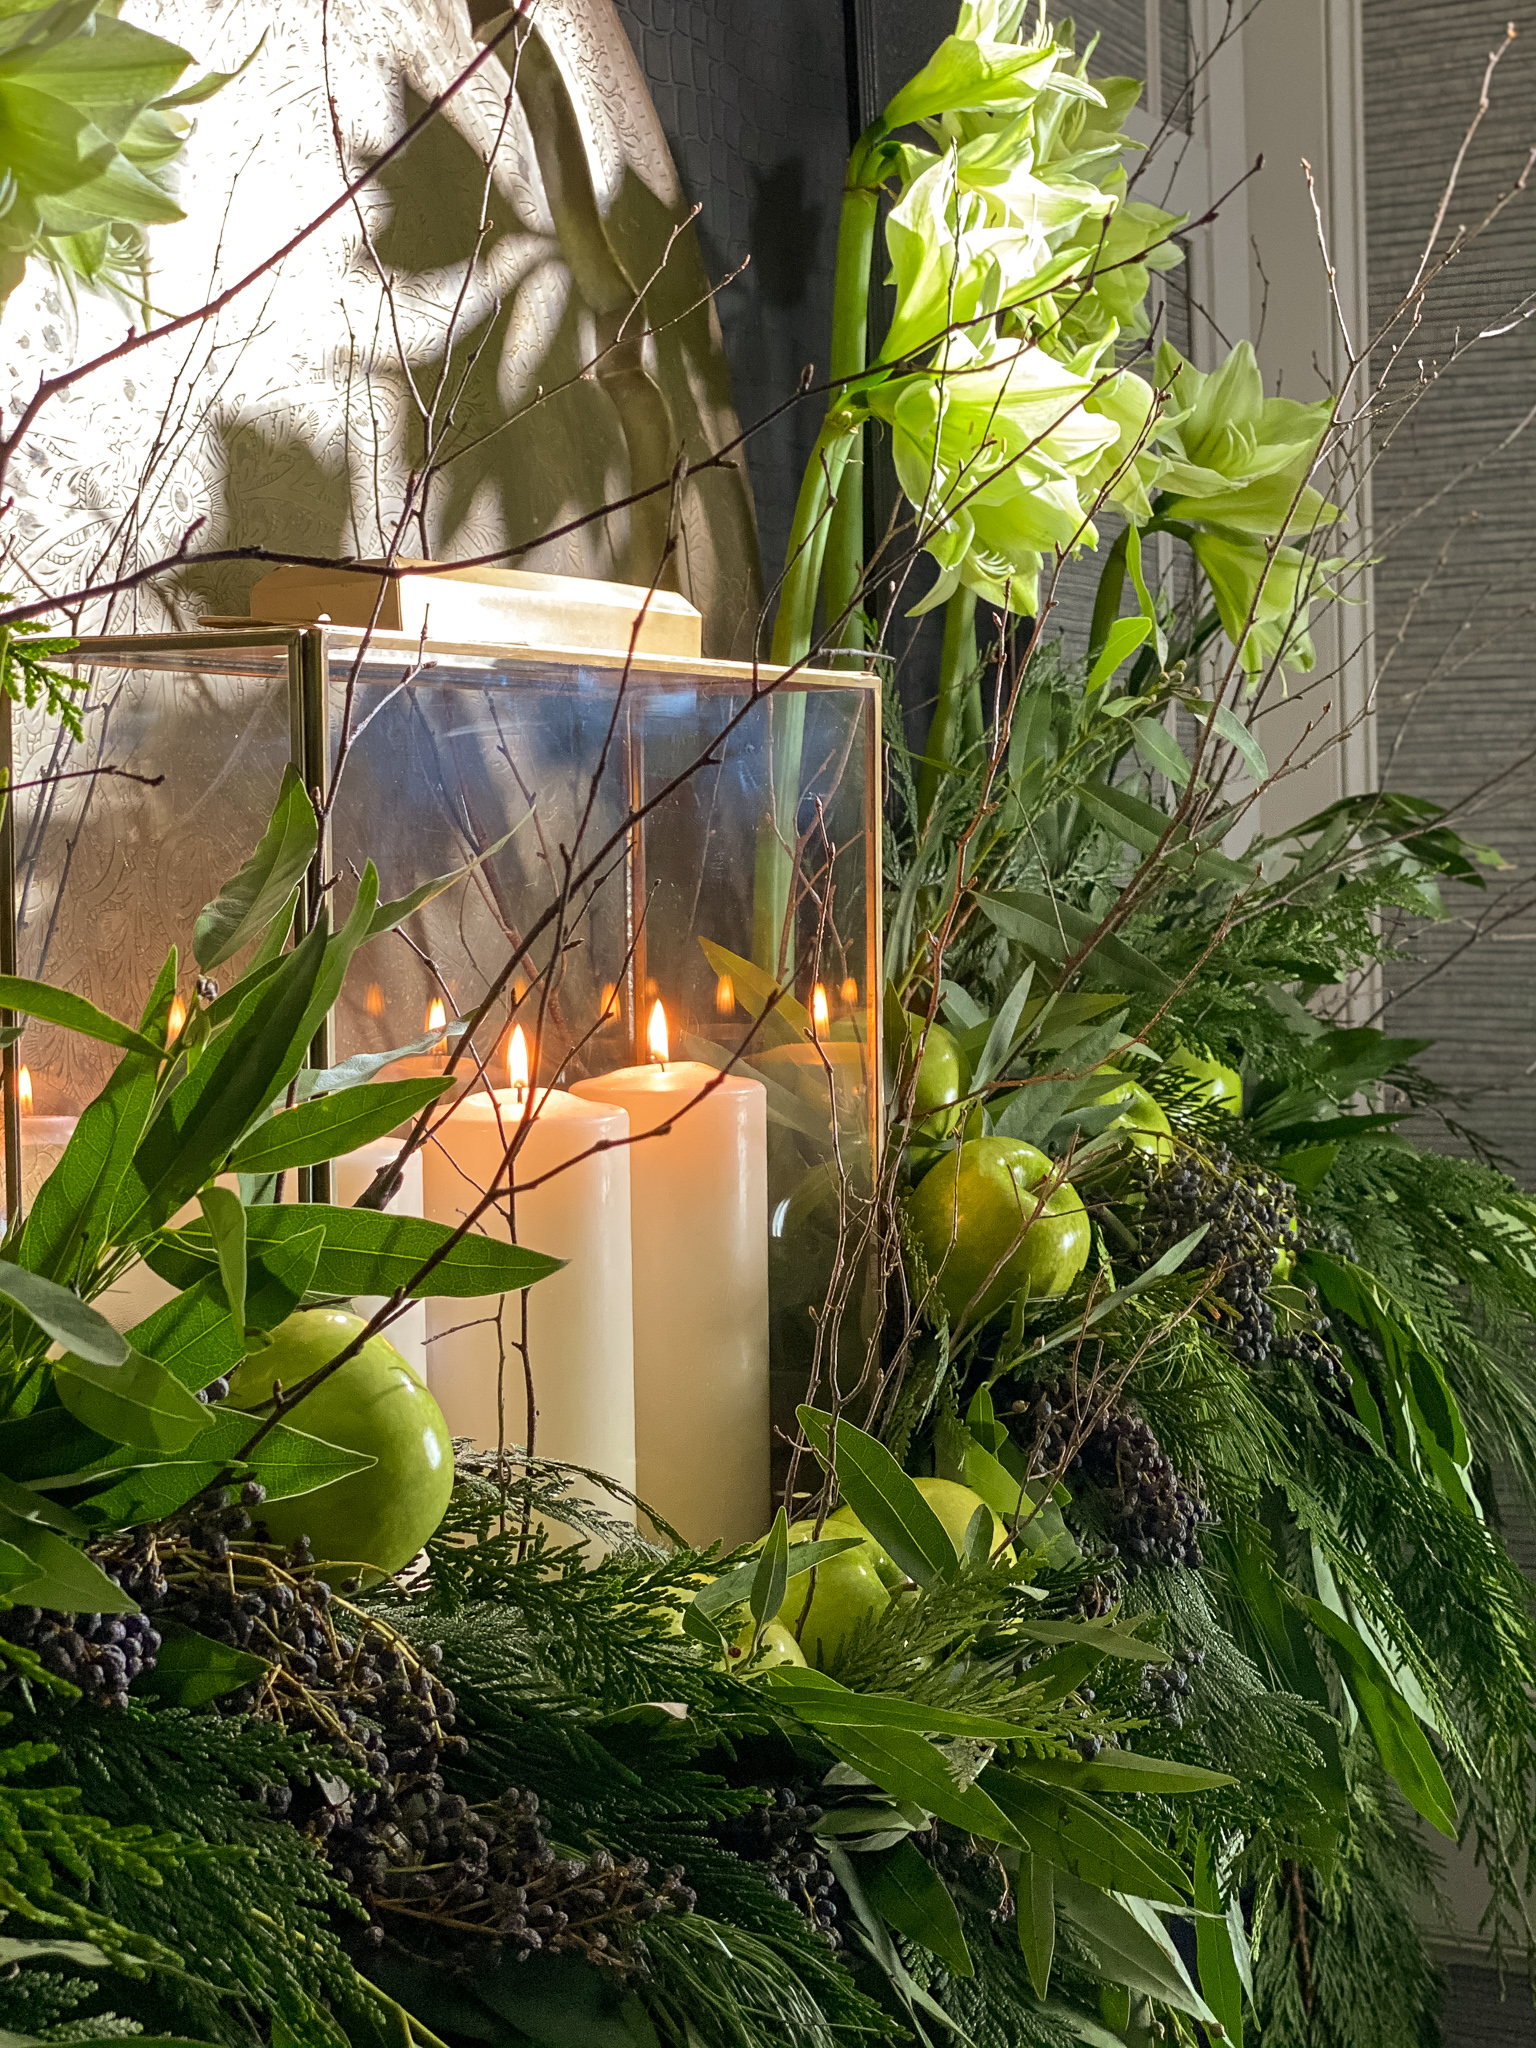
[897,1013,970,1137]
[230,1309,454,1582]
[912,1476,1015,1566]
[1169,1044,1242,1116]
[822,1504,905,1589]
[721,1618,807,1673]
[1074,1073,1174,1159]
[774,1541,889,1665]
[907,1136,1090,1324]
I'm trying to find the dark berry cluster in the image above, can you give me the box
[1022,1380,1211,1573]
[0,1604,161,1707]
[716,1786,845,1947]
[1271,1294,1351,1401]
[92,1489,691,1970]
[364,1784,693,1964]
[1139,1148,1298,1364]
[1137,1647,1206,1731]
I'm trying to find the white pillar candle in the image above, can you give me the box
[298,1140,428,1378]
[419,1048,635,1508]
[20,1116,77,1210]
[572,1005,769,1549]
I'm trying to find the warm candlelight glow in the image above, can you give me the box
[841,976,859,1006]
[365,981,385,1018]
[425,998,447,1037]
[714,971,736,1017]
[600,981,620,1022]
[812,984,830,1033]
[16,1065,32,1118]
[643,976,660,1004]
[647,1000,670,1067]
[507,1023,530,1106]
[167,995,187,1039]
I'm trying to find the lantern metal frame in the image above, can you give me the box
[2,624,883,1219]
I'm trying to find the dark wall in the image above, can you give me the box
[1364,2,1536,1178]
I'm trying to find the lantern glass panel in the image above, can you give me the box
[10,629,880,1441]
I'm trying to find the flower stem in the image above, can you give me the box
[917,586,980,826]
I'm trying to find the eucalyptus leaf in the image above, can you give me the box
[797,1406,956,1586]
[296,1023,469,1099]
[1195,1837,1246,2046]
[749,1507,789,1629]
[136,1619,269,1707]
[368,827,519,938]
[0,1504,136,1612]
[863,1837,972,1977]
[0,975,165,1059]
[0,1259,131,1366]
[819,1723,1026,1847]
[228,1077,449,1175]
[1018,1850,1055,1999]
[54,1347,213,1453]
[199,1183,247,1333]
[984,1774,1191,1905]
[762,1666,1050,1744]
[1052,1870,1216,2024]
[693,1536,863,1619]
[193,764,317,971]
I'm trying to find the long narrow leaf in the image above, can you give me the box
[797,1406,955,1586]
[193,765,318,970]
[0,976,164,1059]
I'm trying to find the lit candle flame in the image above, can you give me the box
[648,999,669,1068]
[507,1023,529,1106]
[167,995,187,1040]
[599,981,620,1022]
[841,976,859,1006]
[365,982,385,1018]
[714,971,736,1017]
[425,998,447,1038]
[16,1065,32,1118]
[812,983,830,1034]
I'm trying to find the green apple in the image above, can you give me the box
[229,1310,454,1583]
[821,1504,905,1589]
[721,1618,807,1673]
[1169,1044,1242,1116]
[1074,1073,1174,1158]
[774,1541,889,1665]
[907,1136,1090,1324]
[912,1476,1015,1566]
[897,1013,970,1137]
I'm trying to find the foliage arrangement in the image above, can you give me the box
[0,5,1527,2048]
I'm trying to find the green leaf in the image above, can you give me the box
[820,1723,1025,1846]
[797,1406,955,1586]
[1012,1616,1170,1662]
[76,1408,375,1530]
[698,938,811,1043]
[975,890,1173,997]
[823,1844,964,2036]
[368,827,519,938]
[864,1838,972,1977]
[115,920,329,1235]
[692,1537,863,1619]
[0,975,165,1059]
[1017,1850,1055,1999]
[0,1505,136,1612]
[124,1274,244,1389]
[296,1023,469,1100]
[244,1224,325,1331]
[1124,524,1168,666]
[1303,1598,1457,1834]
[1024,1225,1208,1356]
[0,1936,113,1971]
[761,1667,1051,1744]
[0,1258,132,1365]
[199,1183,246,1333]
[750,1507,789,1629]
[1131,716,1192,788]
[971,964,1035,1090]
[1020,1751,1234,1795]
[148,1203,562,1301]
[984,1775,1191,1905]
[193,764,317,970]
[1086,616,1152,693]
[1052,1871,1216,2024]
[54,1347,213,1453]
[135,1619,269,1707]
[1191,696,1269,783]
[1195,1838,1245,2046]
[228,1077,448,1175]
[16,949,172,1291]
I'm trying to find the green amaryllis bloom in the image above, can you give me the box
[1152,341,1337,535]
[867,331,1119,614]
[1191,527,1342,675]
